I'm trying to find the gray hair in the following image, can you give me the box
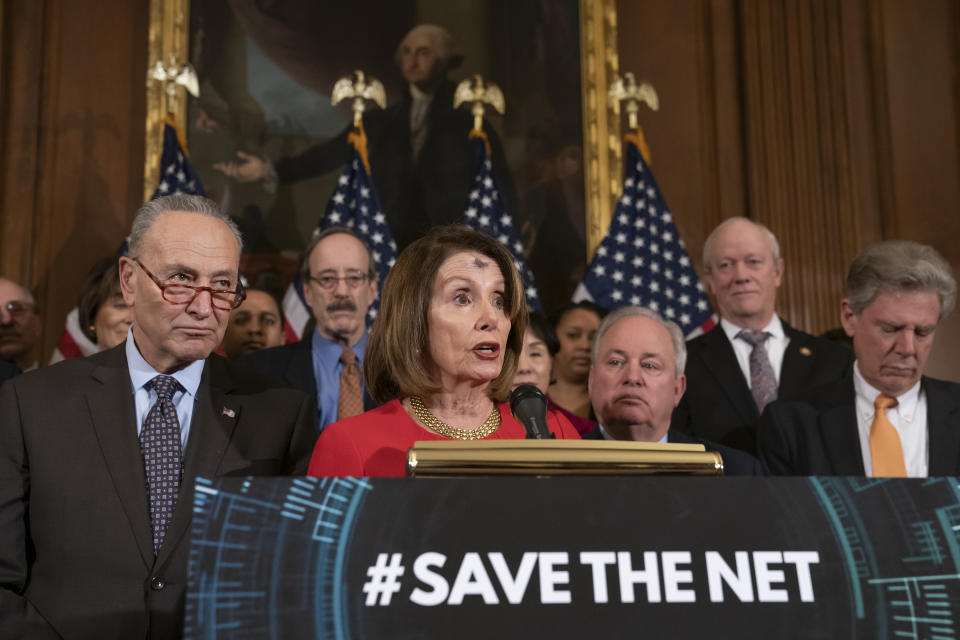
[846,240,956,320]
[702,216,781,271]
[591,305,687,376]
[395,24,459,68]
[128,194,242,258]
[299,226,376,281]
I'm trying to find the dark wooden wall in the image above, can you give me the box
[618,0,960,380]
[0,0,148,365]
[0,0,957,380]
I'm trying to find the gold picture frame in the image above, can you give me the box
[144,0,620,262]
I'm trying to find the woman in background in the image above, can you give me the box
[547,301,606,420]
[78,257,133,351]
[512,312,596,436]
[308,226,579,478]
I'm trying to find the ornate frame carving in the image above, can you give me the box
[579,0,621,260]
[144,0,620,261]
[143,0,191,202]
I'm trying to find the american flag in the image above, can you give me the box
[282,134,397,338]
[462,133,542,313]
[51,119,206,363]
[152,120,206,199]
[573,134,715,336]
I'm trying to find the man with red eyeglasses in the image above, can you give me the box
[0,194,315,639]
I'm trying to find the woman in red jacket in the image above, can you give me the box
[307,225,579,478]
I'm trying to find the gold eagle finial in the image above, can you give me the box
[332,70,387,127]
[609,73,659,130]
[453,75,505,132]
[149,55,200,114]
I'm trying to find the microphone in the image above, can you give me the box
[509,384,555,439]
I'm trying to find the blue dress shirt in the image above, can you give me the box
[311,330,368,431]
[125,330,205,448]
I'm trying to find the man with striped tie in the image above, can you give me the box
[672,217,853,456]
[0,194,316,639]
[759,241,960,477]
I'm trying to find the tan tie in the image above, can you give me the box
[870,394,906,477]
[337,346,364,421]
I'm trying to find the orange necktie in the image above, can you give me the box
[337,346,364,421]
[870,394,906,477]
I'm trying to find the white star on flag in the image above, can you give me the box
[460,132,542,312]
[572,132,715,337]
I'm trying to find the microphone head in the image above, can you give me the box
[510,384,546,413]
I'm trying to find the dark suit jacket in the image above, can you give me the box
[672,320,853,456]
[274,80,516,251]
[0,344,316,640]
[238,337,377,432]
[758,374,960,476]
[0,359,19,389]
[582,427,762,476]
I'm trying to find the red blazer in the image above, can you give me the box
[308,398,581,477]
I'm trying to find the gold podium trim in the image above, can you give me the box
[407,439,724,477]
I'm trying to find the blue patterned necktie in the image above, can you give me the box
[737,329,777,414]
[140,375,184,554]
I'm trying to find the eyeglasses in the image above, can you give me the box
[2,300,35,319]
[134,259,246,311]
[309,273,371,291]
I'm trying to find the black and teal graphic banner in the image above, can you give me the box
[184,477,960,638]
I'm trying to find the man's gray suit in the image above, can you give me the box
[0,344,316,639]
[758,374,960,475]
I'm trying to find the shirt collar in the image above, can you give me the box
[852,360,922,421]
[125,329,204,397]
[312,329,368,364]
[409,84,434,103]
[721,313,784,342]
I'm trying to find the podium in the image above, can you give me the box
[184,475,960,638]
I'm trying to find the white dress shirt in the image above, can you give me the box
[852,362,928,478]
[721,314,790,387]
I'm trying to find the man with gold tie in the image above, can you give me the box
[240,227,378,431]
[759,240,960,476]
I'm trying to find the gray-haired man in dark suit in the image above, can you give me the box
[0,194,316,639]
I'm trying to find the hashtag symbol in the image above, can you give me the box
[363,553,405,606]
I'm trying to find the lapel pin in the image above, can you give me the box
[222,407,236,418]
[799,347,812,357]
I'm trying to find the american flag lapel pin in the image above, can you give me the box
[222,407,236,418]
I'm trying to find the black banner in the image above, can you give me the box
[184,477,960,639]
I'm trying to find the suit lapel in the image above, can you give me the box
[84,346,154,569]
[817,377,865,475]
[698,327,758,424]
[157,357,238,566]
[779,323,816,398]
[924,378,960,475]
[286,339,316,395]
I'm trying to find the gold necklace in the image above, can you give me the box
[409,396,501,440]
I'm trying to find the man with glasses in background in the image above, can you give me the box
[240,227,379,431]
[0,277,41,372]
[0,194,316,639]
